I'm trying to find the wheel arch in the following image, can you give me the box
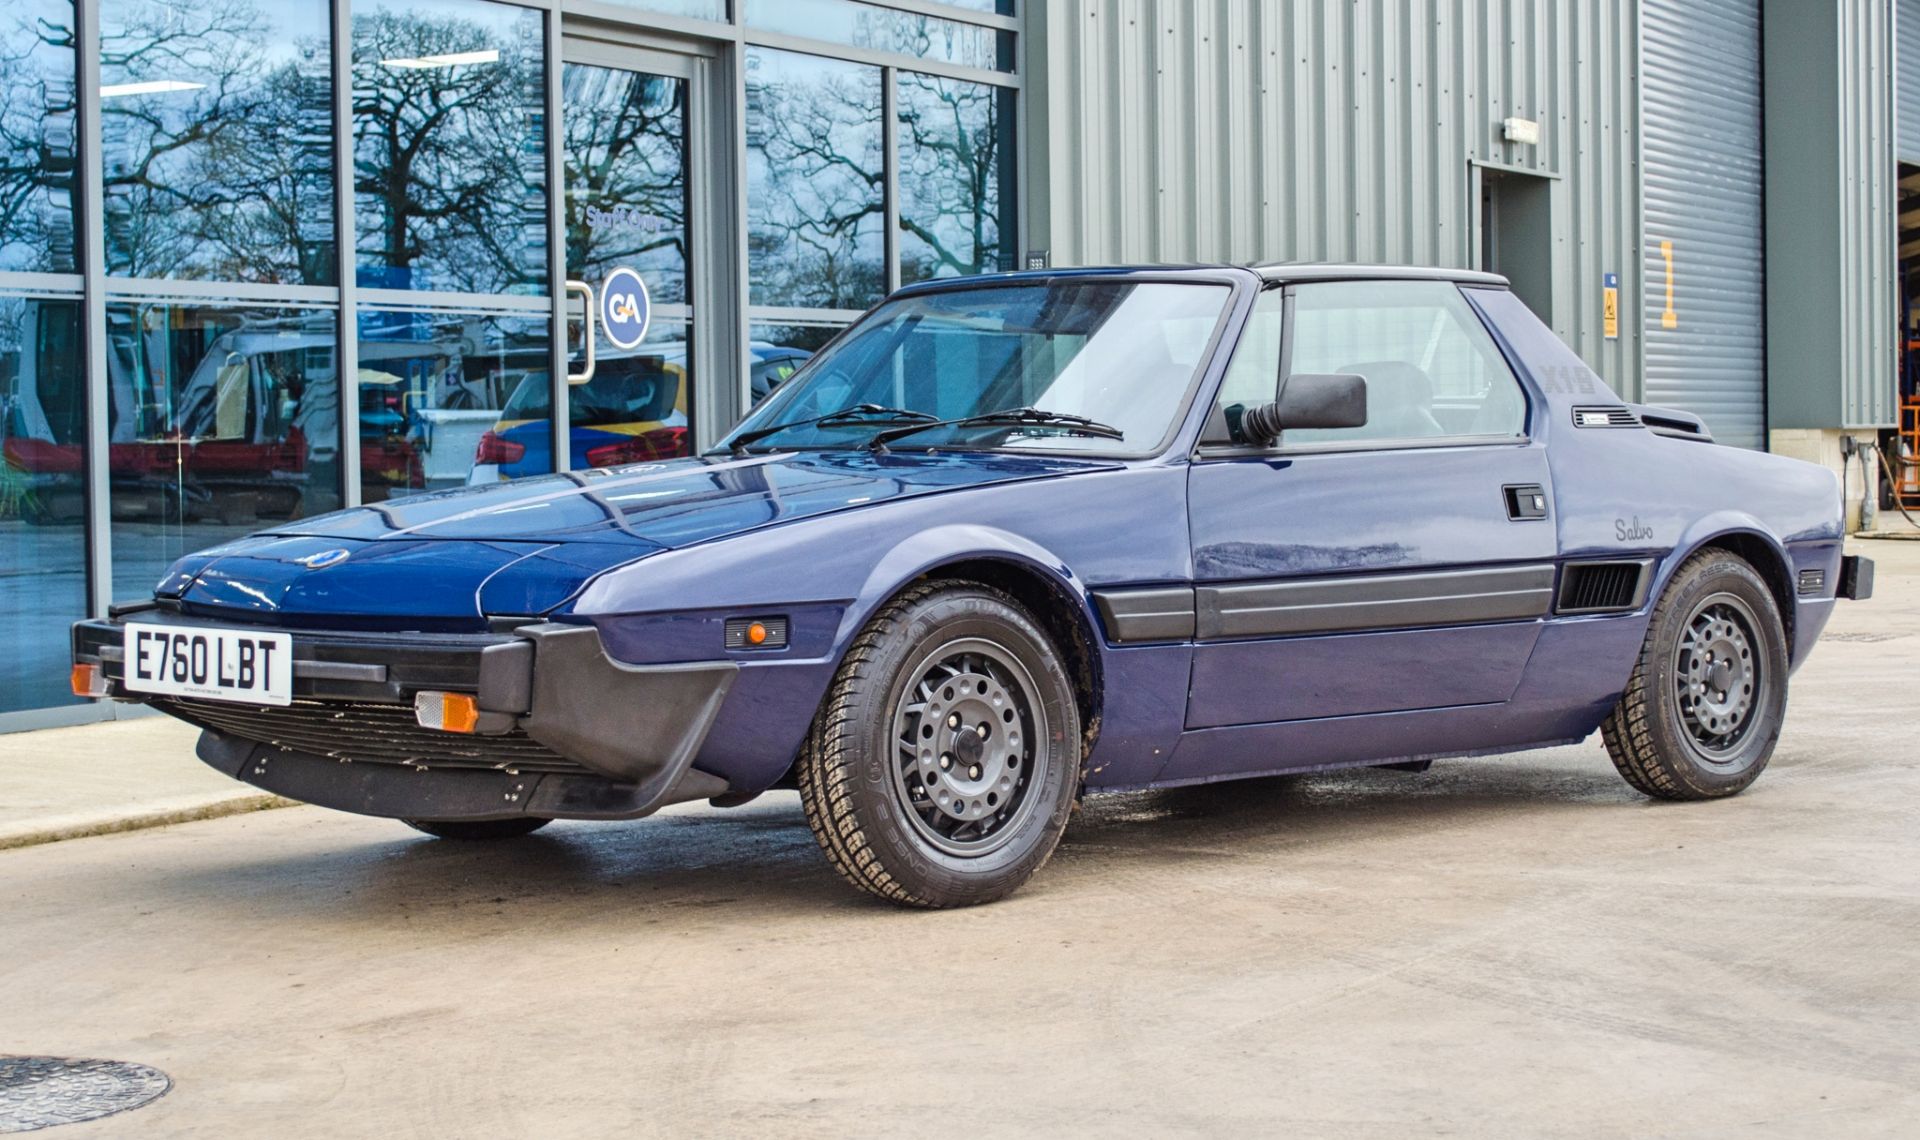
[1669,526,1797,655]
[838,528,1107,759]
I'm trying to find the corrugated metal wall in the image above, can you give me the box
[1898,0,1920,162]
[1029,0,1644,400]
[1640,0,1766,449]
[1840,0,1897,428]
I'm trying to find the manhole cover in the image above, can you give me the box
[0,1056,171,1134]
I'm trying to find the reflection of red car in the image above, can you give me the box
[3,317,423,523]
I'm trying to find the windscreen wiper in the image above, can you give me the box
[728,404,938,457]
[866,406,1125,452]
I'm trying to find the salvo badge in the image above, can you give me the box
[601,267,651,350]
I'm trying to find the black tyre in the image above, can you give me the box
[402,817,551,840]
[1601,549,1789,800]
[796,580,1083,908]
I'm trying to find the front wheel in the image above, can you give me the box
[1601,550,1789,800]
[797,581,1083,908]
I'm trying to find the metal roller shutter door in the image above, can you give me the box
[1901,0,1920,163]
[1642,0,1767,449]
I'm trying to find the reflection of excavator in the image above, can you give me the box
[1,308,427,524]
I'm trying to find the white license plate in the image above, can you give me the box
[121,624,293,706]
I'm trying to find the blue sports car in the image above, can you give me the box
[72,265,1872,907]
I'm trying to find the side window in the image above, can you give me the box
[1214,287,1285,417]
[1285,281,1527,445]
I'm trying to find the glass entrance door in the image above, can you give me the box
[551,40,700,471]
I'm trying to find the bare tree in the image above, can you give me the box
[564,66,688,300]
[746,55,886,310]
[896,72,1009,281]
[0,3,79,274]
[351,7,547,295]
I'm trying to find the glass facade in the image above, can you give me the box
[100,0,334,283]
[0,2,80,275]
[564,64,690,301]
[352,0,548,295]
[105,302,340,600]
[0,293,86,712]
[745,49,887,311]
[898,72,1016,282]
[745,0,1014,72]
[0,0,1019,722]
[357,307,551,498]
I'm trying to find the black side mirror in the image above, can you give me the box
[1239,373,1367,445]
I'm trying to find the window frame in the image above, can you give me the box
[1194,280,1538,461]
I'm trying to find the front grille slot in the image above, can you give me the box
[156,697,585,775]
[1557,560,1651,614]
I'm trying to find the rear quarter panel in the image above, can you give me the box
[1469,287,1843,683]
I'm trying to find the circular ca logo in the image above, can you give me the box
[601,267,651,350]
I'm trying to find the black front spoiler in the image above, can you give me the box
[73,617,739,821]
[196,732,729,822]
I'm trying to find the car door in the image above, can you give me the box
[1183,279,1557,731]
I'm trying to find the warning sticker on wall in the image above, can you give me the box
[1603,272,1619,340]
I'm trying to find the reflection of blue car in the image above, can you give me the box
[473,349,690,481]
[470,342,808,481]
[76,265,1868,910]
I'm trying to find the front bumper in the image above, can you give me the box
[1838,555,1873,601]
[72,614,736,821]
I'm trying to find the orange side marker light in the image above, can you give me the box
[70,663,104,698]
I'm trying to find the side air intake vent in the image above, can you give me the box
[1638,409,1714,442]
[1572,406,1640,428]
[1557,560,1654,614]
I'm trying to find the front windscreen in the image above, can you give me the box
[721,279,1231,455]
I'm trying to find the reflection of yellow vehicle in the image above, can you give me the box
[473,347,690,480]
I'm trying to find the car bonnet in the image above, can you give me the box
[157,451,1108,623]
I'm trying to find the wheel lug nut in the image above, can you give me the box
[976,724,988,738]
[939,754,952,770]
[968,765,982,780]
[947,714,960,728]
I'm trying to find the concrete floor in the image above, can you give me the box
[1,541,1915,1138]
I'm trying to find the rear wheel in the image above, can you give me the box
[402,817,551,840]
[1601,550,1788,800]
[796,581,1082,908]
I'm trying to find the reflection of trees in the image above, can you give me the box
[746,52,1010,307]
[897,73,1008,281]
[0,2,78,274]
[746,54,885,310]
[352,8,546,294]
[564,67,687,302]
[97,0,331,282]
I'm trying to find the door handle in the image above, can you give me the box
[1504,483,1548,521]
[565,279,596,385]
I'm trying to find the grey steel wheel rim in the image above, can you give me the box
[1672,591,1765,762]
[890,636,1048,858]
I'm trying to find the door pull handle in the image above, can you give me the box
[1504,484,1549,521]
